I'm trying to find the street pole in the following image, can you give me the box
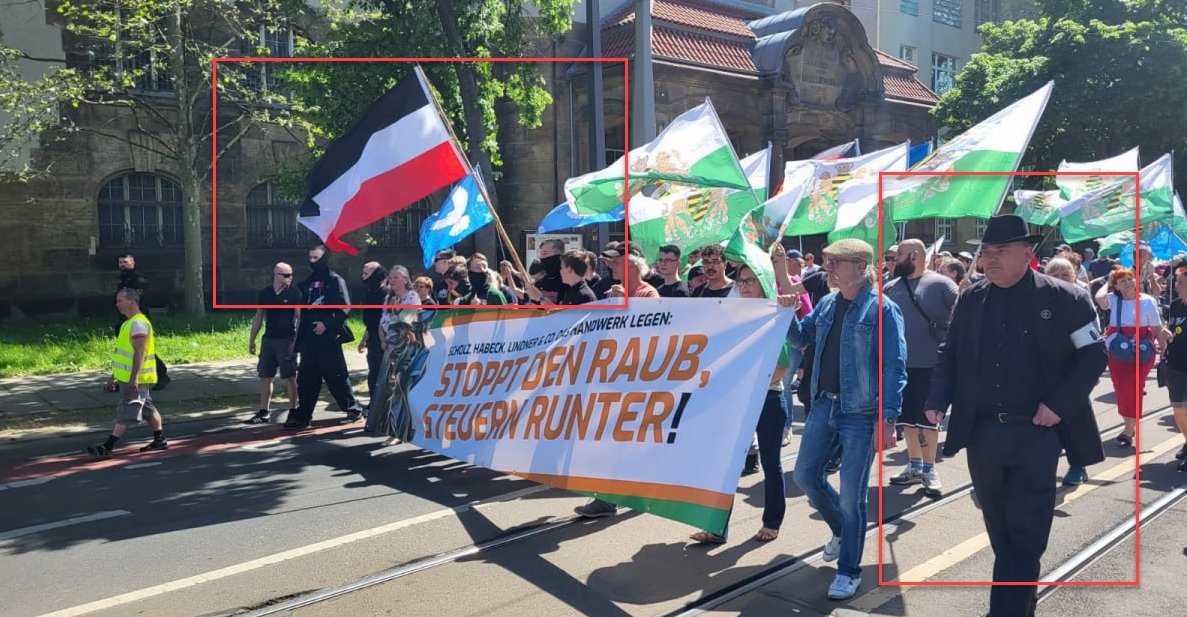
[588,0,608,250]
[632,0,656,146]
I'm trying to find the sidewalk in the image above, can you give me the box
[0,353,370,417]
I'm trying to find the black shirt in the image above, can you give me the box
[361,278,388,342]
[692,282,734,298]
[537,273,566,304]
[976,271,1044,417]
[816,295,851,395]
[645,271,665,289]
[1165,299,1187,371]
[591,276,616,300]
[559,280,598,305]
[117,269,148,293]
[257,285,303,339]
[802,270,831,306]
[1088,257,1116,280]
[657,280,690,298]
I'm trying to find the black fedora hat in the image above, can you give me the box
[967,214,1044,247]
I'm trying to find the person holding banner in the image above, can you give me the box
[558,251,598,305]
[690,245,734,298]
[737,264,793,543]
[781,238,907,601]
[459,253,508,306]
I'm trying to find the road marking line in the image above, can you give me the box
[124,463,161,470]
[0,477,56,491]
[849,433,1183,612]
[0,510,131,541]
[32,484,548,617]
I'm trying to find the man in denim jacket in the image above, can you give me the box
[781,238,908,601]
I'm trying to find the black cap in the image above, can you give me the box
[434,249,456,262]
[601,241,643,259]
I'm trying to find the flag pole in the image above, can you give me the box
[415,65,531,282]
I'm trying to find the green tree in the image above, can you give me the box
[276,0,574,218]
[933,0,1187,194]
[0,0,313,316]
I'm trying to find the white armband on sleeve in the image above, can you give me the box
[1070,322,1103,350]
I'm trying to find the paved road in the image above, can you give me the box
[1,375,1184,617]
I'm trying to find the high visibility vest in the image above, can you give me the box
[112,313,158,384]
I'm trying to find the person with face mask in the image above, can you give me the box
[459,253,507,306]
[358,261,388,401]
[883,239,959,497]
[285,245,367,430]
[534,239,567,303]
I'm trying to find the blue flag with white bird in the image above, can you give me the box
[419,170,495,269]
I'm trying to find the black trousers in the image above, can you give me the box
[291,344,362,424]
[966,419,1061,617]
[365,343,385,397]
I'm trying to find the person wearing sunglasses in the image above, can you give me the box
[243,262,302,425]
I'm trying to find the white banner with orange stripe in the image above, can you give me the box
[408,298,795,534]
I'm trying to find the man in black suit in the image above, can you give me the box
[925,214,1106,617]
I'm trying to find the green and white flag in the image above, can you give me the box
[1013,189,1064,226]
[825,142,908,253]
[759,160,816,240]
[886,82,1054,221]
[1058,153,1176,243]
[627,147,768,263]
[1057,147,1140,200]
[565,99,751,215]
[724,209,777,298]
[763,142,908,242]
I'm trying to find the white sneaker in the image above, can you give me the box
[922,469,943,496]
[827,573,862,600]
[781,426,792,447]
[889,466,922,485]
[822,535,841,562]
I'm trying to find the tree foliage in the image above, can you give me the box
[273,0,573,202]
[0,0,314,316]
[933,0,1187,193]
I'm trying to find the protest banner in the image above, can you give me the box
[407,298,796,535]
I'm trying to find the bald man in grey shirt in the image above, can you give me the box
[883,239,959,496]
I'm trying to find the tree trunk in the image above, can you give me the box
[170,1,205,316]
[433,0,499,257]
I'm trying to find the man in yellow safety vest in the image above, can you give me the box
[86,287,168,457]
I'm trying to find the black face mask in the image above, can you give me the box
[893,259,916,279]
[468,271,488,292]
[541,254,561,276]
[309,251,330,273]
[364,269,385,289]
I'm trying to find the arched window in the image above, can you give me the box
[246,182,317,248]
[97,172,183,248]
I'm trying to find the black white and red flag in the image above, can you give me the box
[299,66,468,254]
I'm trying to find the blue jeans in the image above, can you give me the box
[757,390,790,529]
[782,347,805,429]
[793,393,877,578]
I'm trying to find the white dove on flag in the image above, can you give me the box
[419,171,495,269]
[433,184,474,235]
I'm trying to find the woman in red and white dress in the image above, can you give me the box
[1095,267,1170,446]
